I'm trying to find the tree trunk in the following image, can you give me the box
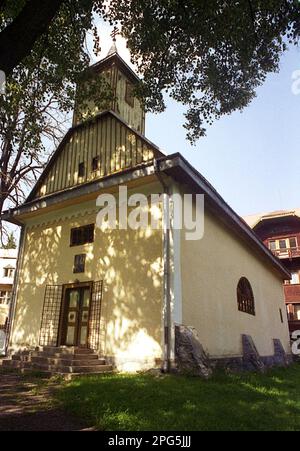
[0,0,64,75]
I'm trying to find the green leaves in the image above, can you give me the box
[0,0,107,220]
[108,0,300,143]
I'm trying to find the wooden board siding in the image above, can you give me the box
[36,114,158,200]
[73,65,145,135]
[284,284,300,303]
[114,66,145,134]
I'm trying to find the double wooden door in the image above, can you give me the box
[60,285,91,347]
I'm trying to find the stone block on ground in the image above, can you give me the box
[175,325,212,378]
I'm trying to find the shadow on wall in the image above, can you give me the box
[13,210,163,366]
[13,225,63,346]
[95,222,163,367]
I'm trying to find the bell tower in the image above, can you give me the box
[73,33,146,135]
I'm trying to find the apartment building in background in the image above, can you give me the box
[0,248,17,329]
[245,210,300,334]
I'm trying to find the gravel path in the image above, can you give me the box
[0,371,92,431]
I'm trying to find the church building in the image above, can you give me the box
[1,45,292,375]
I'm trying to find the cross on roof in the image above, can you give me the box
[110,26,120,43]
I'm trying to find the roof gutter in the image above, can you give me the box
[154,159,172,373]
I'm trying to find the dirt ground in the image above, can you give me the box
[0,371,94,431]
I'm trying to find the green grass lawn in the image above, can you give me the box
[54,364,300,431]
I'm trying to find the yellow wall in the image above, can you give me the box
[181,207,291,358]
[11,184,164,371]
[11,176,291,369]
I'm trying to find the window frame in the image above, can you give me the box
[78,162,85,178]
[287,303,300,321]
[269,236,298,252]
[290,271,300,285]
[73,254,86,274]
[70,224,95,247]
[269,240,276,252]
[0,290,11,305]
[3,267,14,278]
[92,156,99,172]
[237,277,255,316]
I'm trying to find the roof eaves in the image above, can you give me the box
[157,154,291,280]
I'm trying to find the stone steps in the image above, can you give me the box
[1,347,113,378]
[12,355,104,366]
[43,346,94,353]
[33,357,106,367]
[29,351,99,360]
[20,367,111,381]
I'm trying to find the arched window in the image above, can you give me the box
[237,277,255,316]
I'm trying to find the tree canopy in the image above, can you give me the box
[108,0,300,142]
[1,231,16,249]
[1,1,299,143]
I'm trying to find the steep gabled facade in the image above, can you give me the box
[1,49,292,375]
[28,111,161,201]
[0,249,17,328]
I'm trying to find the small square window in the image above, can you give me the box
[73,254,86,273]
[269,240,276,251]
[92,156,99,172]
[0,291,11,305]
[78,162,85,178]
[279,239,287,250]
[289,237,297,249]
[4,267,14,278]
[291,272,300,285]
[70,224,94,247]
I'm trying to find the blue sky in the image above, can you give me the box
[145,45,300,217]
[89,21,300,218]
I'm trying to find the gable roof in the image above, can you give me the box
[26,109,164,202]
[89,51,140,85]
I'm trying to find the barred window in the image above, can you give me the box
[73,254,86,273]
[70,224,94,246]
[237,277,255,316]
